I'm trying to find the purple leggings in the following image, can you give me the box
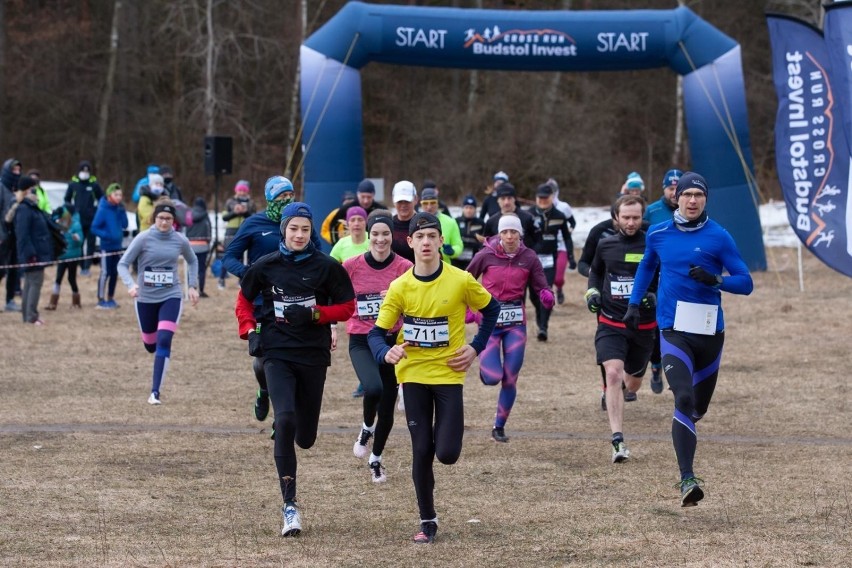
[479,324,527,428]
[135,297,183,396]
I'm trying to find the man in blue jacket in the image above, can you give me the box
[624,172,753,507]
[642,168,684,393]
[224,176,322,426]
[644,169,682,226]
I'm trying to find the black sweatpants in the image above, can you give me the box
[349,333,398,457]
[265,357,327,503]
[403,382,464,521]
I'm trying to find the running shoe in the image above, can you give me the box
[352,383,365,398]
[106,299,119,309]
[600,391,607,411]
[199,291,209,298]
[678,477,705,507]
[623,390,637,402]
[217,278,225,290]
[651,365,663,394]
[557,289,565,305]
[281,503,302,536]
[369,460,387,483]
[353,427,373,458]
[491,426,509,443]
[95,300,110,310]
[254,389,270,421]
[537,329,548,342]
[4,300,21,312]
[612,441,630,463]
[80,268,91,277]
[413,521,437,544]
[147,392,161,405]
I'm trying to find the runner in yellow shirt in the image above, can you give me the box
[368,212,499,544]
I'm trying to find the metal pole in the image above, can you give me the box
[213,172,221,253]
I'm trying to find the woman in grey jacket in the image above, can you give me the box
[118,201,199,404]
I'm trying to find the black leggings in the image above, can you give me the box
[403,382,464,521]
[529,264,555,331]
[265,357,327,503]
[55,260,79,293]
[349,334,397,457]
[660,330,725,479]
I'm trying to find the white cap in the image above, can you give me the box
[498,214,523,236]
[392,180,417,203]
[493,170,509,182]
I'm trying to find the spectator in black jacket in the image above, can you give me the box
[159,165,184,202]
[13,176,54,324]
[0,158,23,312]
[63,160,103,275]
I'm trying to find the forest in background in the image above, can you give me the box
[0,0,830,206]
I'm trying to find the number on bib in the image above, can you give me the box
[402,315,450,348]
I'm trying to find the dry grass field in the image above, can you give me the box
[1,246,850,567]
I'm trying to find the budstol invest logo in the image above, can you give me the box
[463,25,577,57]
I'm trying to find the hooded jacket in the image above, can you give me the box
[64,161,104,226]
[91,197,128,252]
[466,235,549,306]
[14,195,54,269]
[0,159,21,243]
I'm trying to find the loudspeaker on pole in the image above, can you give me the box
[204,136,233,176]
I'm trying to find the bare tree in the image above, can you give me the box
[96,0,122,170]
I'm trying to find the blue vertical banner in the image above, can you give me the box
[767,14,852,277]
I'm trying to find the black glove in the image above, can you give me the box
[441,244,454,256]
[641,292,656,310]
[584,288,601,314]
[248,330,263,357]
[689,264,722,287]
[622,303,641,330]
[283,304,314,326]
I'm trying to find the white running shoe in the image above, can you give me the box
[353,427,373,459]
[281,503,302,536]
[147,392,161,405]
[369,460,387,483]
[612,441,630,463]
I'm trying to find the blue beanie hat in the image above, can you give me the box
[279,202,313,235]
[675,172,709,199]
[265,176,294,202]
[357,179,375,194]
[462,194,477,207]
[662,169,683,188]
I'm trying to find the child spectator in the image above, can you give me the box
[186,197,212,297]
[46,204,84,309]
[91,183,128,309]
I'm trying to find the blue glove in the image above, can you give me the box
[441,244,454,256]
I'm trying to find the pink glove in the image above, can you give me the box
[539,289,555,310]
[465,308,482,325]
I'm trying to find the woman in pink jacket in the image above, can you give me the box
[466,214,554,443]
[343,210,413,483]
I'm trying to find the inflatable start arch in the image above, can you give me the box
[301,2,766,270]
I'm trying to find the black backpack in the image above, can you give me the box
[42,211,68,259]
